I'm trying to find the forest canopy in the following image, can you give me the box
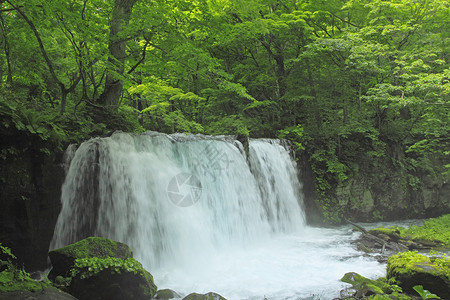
[1,0,449,219]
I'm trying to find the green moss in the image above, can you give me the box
[341,272,413,299]
[369,215,450,248]
[369,227,401,236]
[386,251,449,298]
[369,293,411,300]
[387,252,449,279]
[341,272,393,294]
[71,256,157,297]
[369,227,402,241]
[0,270,49,292]
[402,215,450,247]
[0,243,52,293]
[50,237,132,260]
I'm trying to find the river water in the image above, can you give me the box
[51,132,394,299]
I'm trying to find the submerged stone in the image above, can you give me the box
[182,292,227,300]
[154,289,182,299]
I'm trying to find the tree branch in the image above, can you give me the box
[128,40,150,74]
[7,1,63,89]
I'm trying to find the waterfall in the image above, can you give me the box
[51,132,305,268]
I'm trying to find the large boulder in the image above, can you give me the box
[68,257,157,300]
[387,251,450,299]
[48,237,132,279]
[49,237,157,300]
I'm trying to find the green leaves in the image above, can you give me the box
[71,257,145,280]
[413,285,441,299]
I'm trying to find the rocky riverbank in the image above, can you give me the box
[335,215,450,299]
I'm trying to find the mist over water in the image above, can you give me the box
[51,132,384,299]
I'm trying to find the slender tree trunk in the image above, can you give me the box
[8,1,81,114]
[305,58,322,129]
[99,0,137,107]
[0,14,12,83]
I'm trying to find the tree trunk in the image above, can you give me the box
[99,0,138,107]
[305,58,322,129]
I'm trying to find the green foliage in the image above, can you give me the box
[370,215,450,248]
[278,125,305,151]
[0,243,16,260]
[205,115,248,136]
[0,89,67,147]
[0,0,448,223]
[341,272,411,300]
[49,237,132,262]
[71,257,145,280]
[387,251,450,279]
[0,243,49,292]
[413,285,440,299]
[402,215,450,246]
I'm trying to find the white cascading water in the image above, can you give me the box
[51,131,384,300]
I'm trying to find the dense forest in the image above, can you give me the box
[0,0,449,223]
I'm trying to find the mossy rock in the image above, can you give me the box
[368,227,401,242]
[69,258,157,300]
[49,237,132,279]
[0,268,50,293]
[341,272,392,298]
[0,264,76,299]
[154,289,182,299]
[341,272,412,299]
[0,287,78,300]
[387,251,450,299]
[182,292,227,300]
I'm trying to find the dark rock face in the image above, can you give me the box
[48,237,133,279]
[299,149,450,224]
[387,252,450,299]
[69,268,156,300]
[0,132,65,271]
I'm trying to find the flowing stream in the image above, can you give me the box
[51,131,385,300]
